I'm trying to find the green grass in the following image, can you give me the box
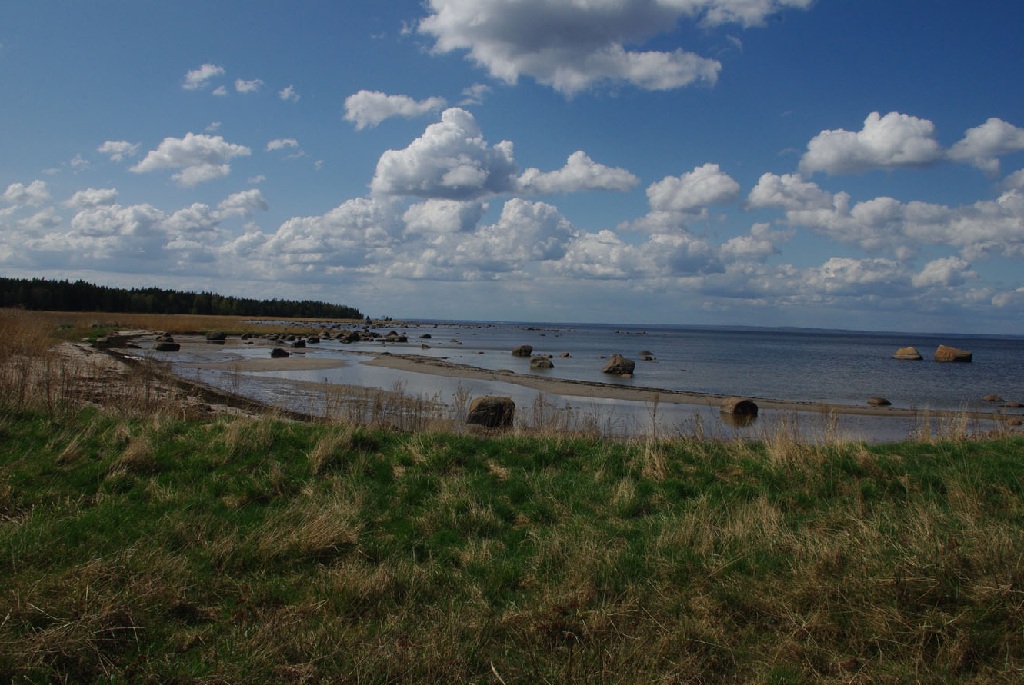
[2,405,1024,683]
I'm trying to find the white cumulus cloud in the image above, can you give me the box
[371,108,517,200]
[403,200,486,234]
[66,188,118,209]
[344,90,448,130]
[949,118,1024,175]
[131,133,252,187]
[218,189,269,218]
[3,180,51,207]
[97,140,140,163]
[235,78,264,93]
[518,151,639,194]
[647,163,740,212]
[912,256,975,288]
[418,0,809,95]
[800,111,944,175]
[183,63,225,90]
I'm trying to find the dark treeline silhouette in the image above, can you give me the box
[0,277,362,320]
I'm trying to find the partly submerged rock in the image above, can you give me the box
[934,344,972,362]
[720,397,759,416]
[270,347,290,358]
[153,341,181,352]
[867,396,892,407]
[530,356,554,370]
[511,344,533,358]
[602,354,636,376]
[893,346,923,361]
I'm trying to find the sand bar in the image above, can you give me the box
[363,352,974,419]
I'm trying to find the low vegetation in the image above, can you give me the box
[2,308,1024,682]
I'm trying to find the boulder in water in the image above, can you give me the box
[602,354,636,375]
[893,346,922,361]
[934,345,972,362]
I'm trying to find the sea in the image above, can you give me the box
[163,321,1024,444]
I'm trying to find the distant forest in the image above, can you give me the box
[0,277,363,320]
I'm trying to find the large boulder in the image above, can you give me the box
[153,341,180,352]
[602,354,636,376]
[530,356,554,370]
[467,396,515,428]
[893,346,923,361]
[511,344,533,358]
[934,345,972,362]
[867,396,892,407]
[720,397,759,416]
[205,331,227,344]
[270,347,290,358]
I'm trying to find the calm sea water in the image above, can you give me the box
[167,321,1024,442]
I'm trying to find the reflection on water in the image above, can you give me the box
[164,349,937,443]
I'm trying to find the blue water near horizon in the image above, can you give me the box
[170,319,1024,443]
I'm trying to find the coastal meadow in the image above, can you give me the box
[2,309,1024,682]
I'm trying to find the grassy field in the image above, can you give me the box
[2,309,1024,683]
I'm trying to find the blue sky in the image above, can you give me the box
[2,0,1024,333]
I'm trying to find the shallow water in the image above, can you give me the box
[153,321,1024,443]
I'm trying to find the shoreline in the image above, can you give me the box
[133,334,1022,426]
[361,351,1003,421]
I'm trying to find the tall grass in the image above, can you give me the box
[2,405,1023,682]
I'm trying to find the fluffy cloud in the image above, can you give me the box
[97,140,140,163]
[719,223,791,263]
[912,256,975,288]
[344,90,447,130]
[518,151,639,194]
[66,188,118,209]
[3,180,51,207]
[403,200,486,234]
[948,118,1024,175]
[647,163,740,212]
[371,108,517,200]
[218,189,269,218]
[808,257,909,295]
[235,78,264,93]
[394,198,575,278]
[227,198,401,276]
[419,0,734,95]
[747,172,833,211]
[800,111,943,175]
[131,133,252,187]
[183,63,225,90]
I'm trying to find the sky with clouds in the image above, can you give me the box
[2,0,1023,333]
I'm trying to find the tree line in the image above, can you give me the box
[0,277,363,320]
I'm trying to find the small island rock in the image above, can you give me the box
[511,344,533,358]
[867,396,892,407]
[602,354,636,375]
[934,345,972,362]
[893,346,923,361]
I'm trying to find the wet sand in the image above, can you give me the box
[147,335,1019,425]
[364,352,945,419]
